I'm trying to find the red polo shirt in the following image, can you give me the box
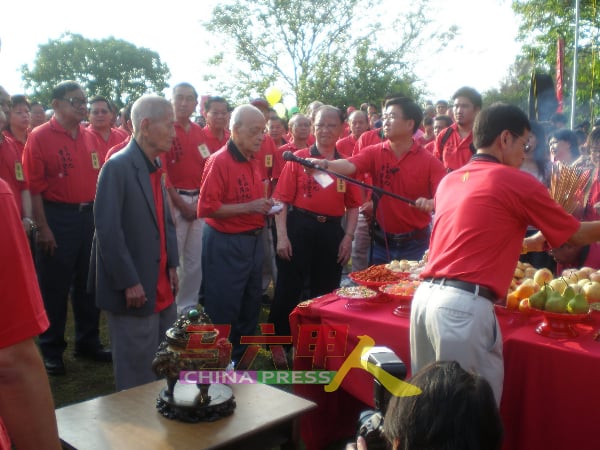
[336,134,358,158]
[255,133,278,181]
[166,121,208,190]
[433,123,474,171]
[3,131,25,158]
[87,127,129,161]
[23,117,99,203]
[274,146,361,216]
[349,140,445,233]
[353,128,384,156]
[422,159,580,298]
[272,141,308,182]
[0,136,27,216]
[198,140,266,234]
[104,135,131,162]
[203,126,230,153]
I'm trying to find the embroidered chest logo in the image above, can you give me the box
[58,147,74,176]
[170,138,184,162]
[302,174,320,199]
[378,163,398,188]
[236,174,252,202]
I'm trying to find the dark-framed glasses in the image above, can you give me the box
[62,97,88,108]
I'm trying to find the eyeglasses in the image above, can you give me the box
[509,131,531,153]
[90,109,110,115]
[62,97,88,109]
[381,113,402,121]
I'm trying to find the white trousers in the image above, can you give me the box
[410,280,504,405]
[174,194,203,315]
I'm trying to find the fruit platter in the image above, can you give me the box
[379,279,422,317]
[335,285,383,310]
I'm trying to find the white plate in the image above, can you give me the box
[268,203,284,215]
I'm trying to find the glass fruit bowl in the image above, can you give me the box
[529,304,591,339]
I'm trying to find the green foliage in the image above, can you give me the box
[204,0,453,110]
[511,0,599,121]
[21,33,171,109]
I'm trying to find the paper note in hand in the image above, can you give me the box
[313,172,334,188]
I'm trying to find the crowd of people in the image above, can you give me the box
[2,77,600,449]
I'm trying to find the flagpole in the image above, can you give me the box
[570,0,580,129]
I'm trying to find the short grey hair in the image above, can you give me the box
[131,95,171,134]
[229,104,264,130]
[288,113,310,129]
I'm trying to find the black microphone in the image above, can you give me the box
[282,151,318,170]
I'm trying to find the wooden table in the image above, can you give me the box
[56,381,316,450]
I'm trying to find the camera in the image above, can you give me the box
[356,347,406,450]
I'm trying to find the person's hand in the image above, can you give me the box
[169,267,179,297]
[345,436,368,450]
[22,217,35,236]
[36,224,57,256]
[337,234,353,265]
[412,197,434,213]
[125,283,146,309]
[248,198,274,215]
[178,201,197,221]
[276,235,293,261]
[359,200,373,218]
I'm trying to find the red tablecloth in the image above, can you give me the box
[290,293,600,450]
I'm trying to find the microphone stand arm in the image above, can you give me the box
[313,166,416,206]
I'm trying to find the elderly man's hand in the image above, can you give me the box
[125,283,147,309]
[248,198,274,215]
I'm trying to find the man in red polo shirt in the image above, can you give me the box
[311,97,446,264]
[411,103,600,405]
[23,80,110,376]
[272,113,311,187]
[165,83,207,315]
[198,104,273,362]
[433,86,482,171]
[87,96,128,161]
[269,106,360,337]
[203,96,231,152]
[92,95,179,391]
[336,110,369,157]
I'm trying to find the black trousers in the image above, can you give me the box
[269,209,344,337]
[37,203,101,359]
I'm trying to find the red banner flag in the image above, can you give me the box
[556,38,565,112]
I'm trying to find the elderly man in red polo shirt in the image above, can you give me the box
[165,82,208,316]
[310,97,446,264]
[198,104,273,363]
[269,105,360,338]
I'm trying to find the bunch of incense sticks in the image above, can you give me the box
[549,163,593,214]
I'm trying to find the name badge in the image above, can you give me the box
[198,144,210,159]
[91,152,100,169]
[337,179,346,193]
[15,162,24,181]
[265,154,273,168]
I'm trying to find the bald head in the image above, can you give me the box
[230,104,267,157]
[131,94,175,158]
[131,95,172,134]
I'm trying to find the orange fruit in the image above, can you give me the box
[518,298,530,313]
[506,291,520,310]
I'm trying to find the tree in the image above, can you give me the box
[21,33,171,109]
[482,56,532,111]
[203,0,455,110]
[512,0,599,122]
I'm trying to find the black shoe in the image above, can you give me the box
[74,347,112,363]
[44,357,66,376]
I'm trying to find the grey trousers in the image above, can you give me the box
[106,302,177,391]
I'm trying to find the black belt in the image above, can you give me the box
[293,206,342,224]
[425,278,497,303]
[44,200,94,212]
[373,226,429,245]
[176,188,200,196]
[238,227,263,237]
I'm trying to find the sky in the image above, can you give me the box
[0,0,521,106]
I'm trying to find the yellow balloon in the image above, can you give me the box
[265,87,282,106]
[273,103,286,118]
